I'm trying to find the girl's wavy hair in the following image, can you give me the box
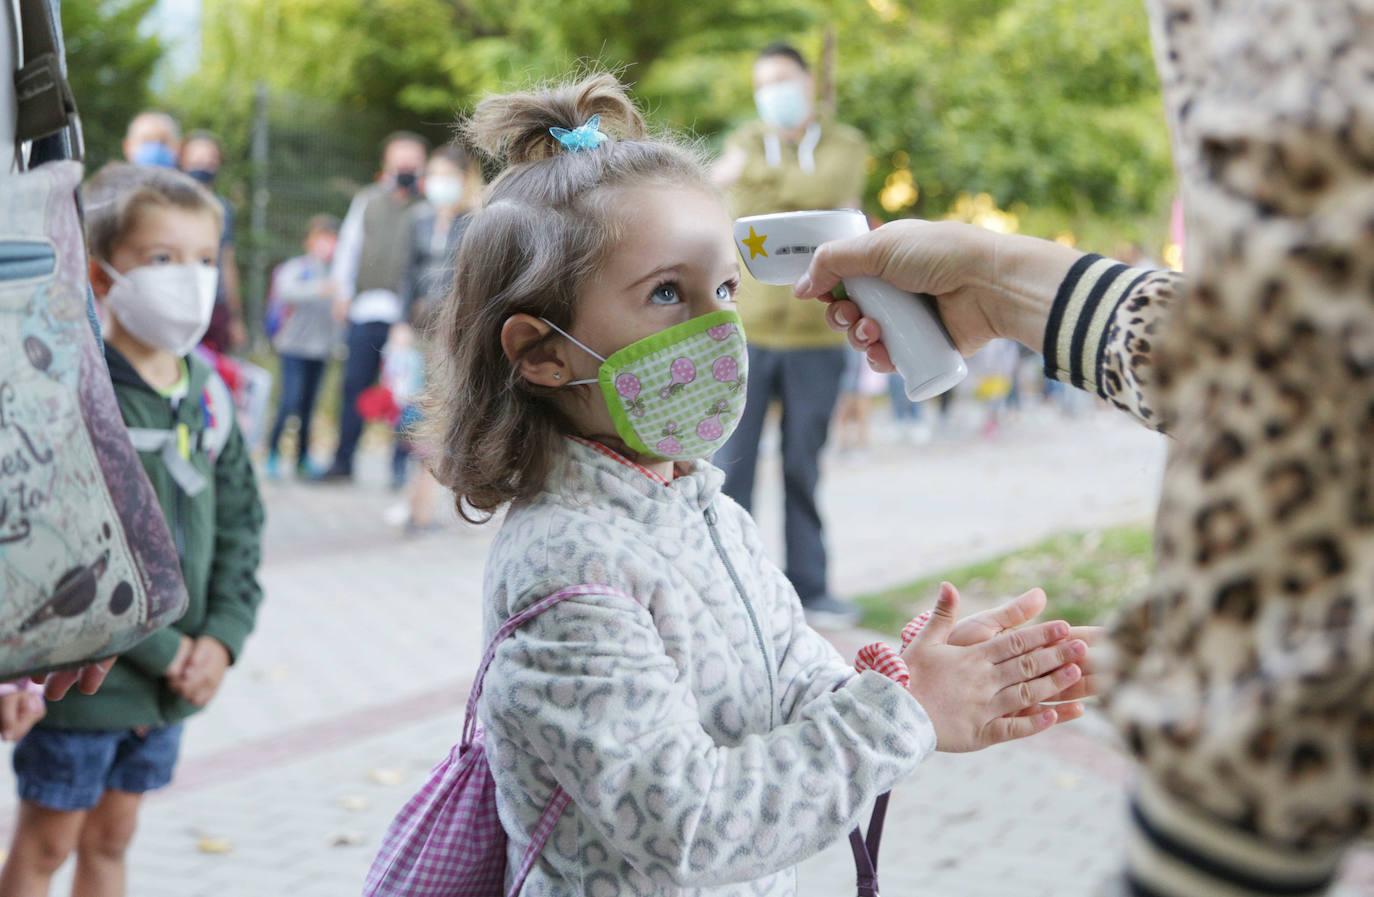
[421,73,710,522]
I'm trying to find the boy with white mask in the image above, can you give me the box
[0,164,265,897]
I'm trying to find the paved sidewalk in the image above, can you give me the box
[5,407,1371,895]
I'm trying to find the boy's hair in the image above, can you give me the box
[83,163,225,262]
[306,213,340,236]
[756,42,809,72]
[422,72,710,522]
[183,129,224,157]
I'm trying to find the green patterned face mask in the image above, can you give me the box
[542,310,749,461]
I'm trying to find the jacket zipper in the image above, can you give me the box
[703,503,776,728]
[168,394,186,563]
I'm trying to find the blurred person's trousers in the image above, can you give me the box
[268,355,326,462]
[714,345,847,605]
[332,321,389,474]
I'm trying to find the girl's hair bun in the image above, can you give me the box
[465,72,647,166]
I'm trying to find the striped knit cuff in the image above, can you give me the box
[1125,780,1342,897]
[1042,254,1155,394]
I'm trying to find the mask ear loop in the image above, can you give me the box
[538,318,602,387]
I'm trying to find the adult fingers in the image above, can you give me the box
[1,697,18,741]
[979,619,1071,665]
[794,231,892,299]
[1048,674,1108,703]
[996,639,1086,689]
[76,659,116,696]
[991,663,1081,718]
[42,670,80,701]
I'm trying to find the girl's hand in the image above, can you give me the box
[903,582,1086,753]
[945,588,1110,703]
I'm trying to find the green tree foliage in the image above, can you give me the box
[59,0,163,171]
[64,0,1173,276]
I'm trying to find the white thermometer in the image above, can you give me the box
[734,210,967,401]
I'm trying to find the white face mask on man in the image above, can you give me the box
[99,260,219,357]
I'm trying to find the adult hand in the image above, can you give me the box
[903,582,1085,753]
[331,296,351,325]
[36,657,118,700]
[793,220,1082,370]
[1,690,45,741]
[171,636,231,707]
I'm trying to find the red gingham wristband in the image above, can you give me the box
[854,609,934,689]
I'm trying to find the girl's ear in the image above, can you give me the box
[89,257,114,299]
[501,314,571,388]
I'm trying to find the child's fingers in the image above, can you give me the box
[1,697,18,741]
[914,583,961,645]
[991,663,1081,718]
[983,707,1060,745]
[978,619,1071,665]
[979,588,1048,634]
[994,639,1086,689]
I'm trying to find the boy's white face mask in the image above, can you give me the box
[100,261,218,357]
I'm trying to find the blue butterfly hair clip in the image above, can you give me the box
[550,114,609,153]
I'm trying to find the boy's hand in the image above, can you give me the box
[1,691,45,741]
[165,634,194,680]
[903,582,1085,753]
[36,657,118,700]
[171,637,231,707]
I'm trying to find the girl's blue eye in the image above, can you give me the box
[150,253,173,265]
[716,283,735,302]
[651,283,681,305]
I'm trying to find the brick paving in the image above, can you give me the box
[5,407,1371,895]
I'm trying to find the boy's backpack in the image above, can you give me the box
[0,0,189,680]
[363,587,591,897]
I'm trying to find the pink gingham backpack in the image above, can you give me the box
[363,588,602,897]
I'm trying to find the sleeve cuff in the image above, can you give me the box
[120,627,185,679]
[1042,254,1155,394]
[1125,779,1342,896]
[199,613,254,665]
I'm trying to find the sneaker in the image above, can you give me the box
[312,463,353,483]
[800,594,861,629]
[264,452,282,480]
[295,458,320,479]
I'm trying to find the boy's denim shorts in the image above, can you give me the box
[12,723,184,811]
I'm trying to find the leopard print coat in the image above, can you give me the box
[479,439,933,896]
[1045,3,1374,892]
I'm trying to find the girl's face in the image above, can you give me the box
[558,183,740,443]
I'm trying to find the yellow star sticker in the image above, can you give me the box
[741,225,768,259]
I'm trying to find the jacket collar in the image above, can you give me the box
[549,436,724,517]
[104,344,207,396]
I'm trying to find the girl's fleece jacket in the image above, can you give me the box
[480,438,935,896]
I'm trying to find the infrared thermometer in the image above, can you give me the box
[734,210,967,401]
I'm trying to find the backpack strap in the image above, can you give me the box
[14,0,82,156]
[126,427,209,497]
[466,583,640,897]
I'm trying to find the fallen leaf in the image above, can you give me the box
[1052,772,1081,790]
[330,831,366,847]
[369,768,404,786]
[340,795,370,811]
[196,836,234,854]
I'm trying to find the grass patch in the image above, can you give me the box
[855,524,1154,633]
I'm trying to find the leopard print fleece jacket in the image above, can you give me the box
[479,439,935,896]
[1045,7,1374,894]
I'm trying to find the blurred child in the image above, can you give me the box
[0,164,265,897]
[264,214,341,478]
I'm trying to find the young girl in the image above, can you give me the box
[424,74,1093,895]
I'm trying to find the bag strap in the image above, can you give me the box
[461,583,639,749]
[466,584,640,897]
[849,792,890,897]
[14,0,81,155]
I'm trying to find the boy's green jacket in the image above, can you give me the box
[40,347,265,731]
